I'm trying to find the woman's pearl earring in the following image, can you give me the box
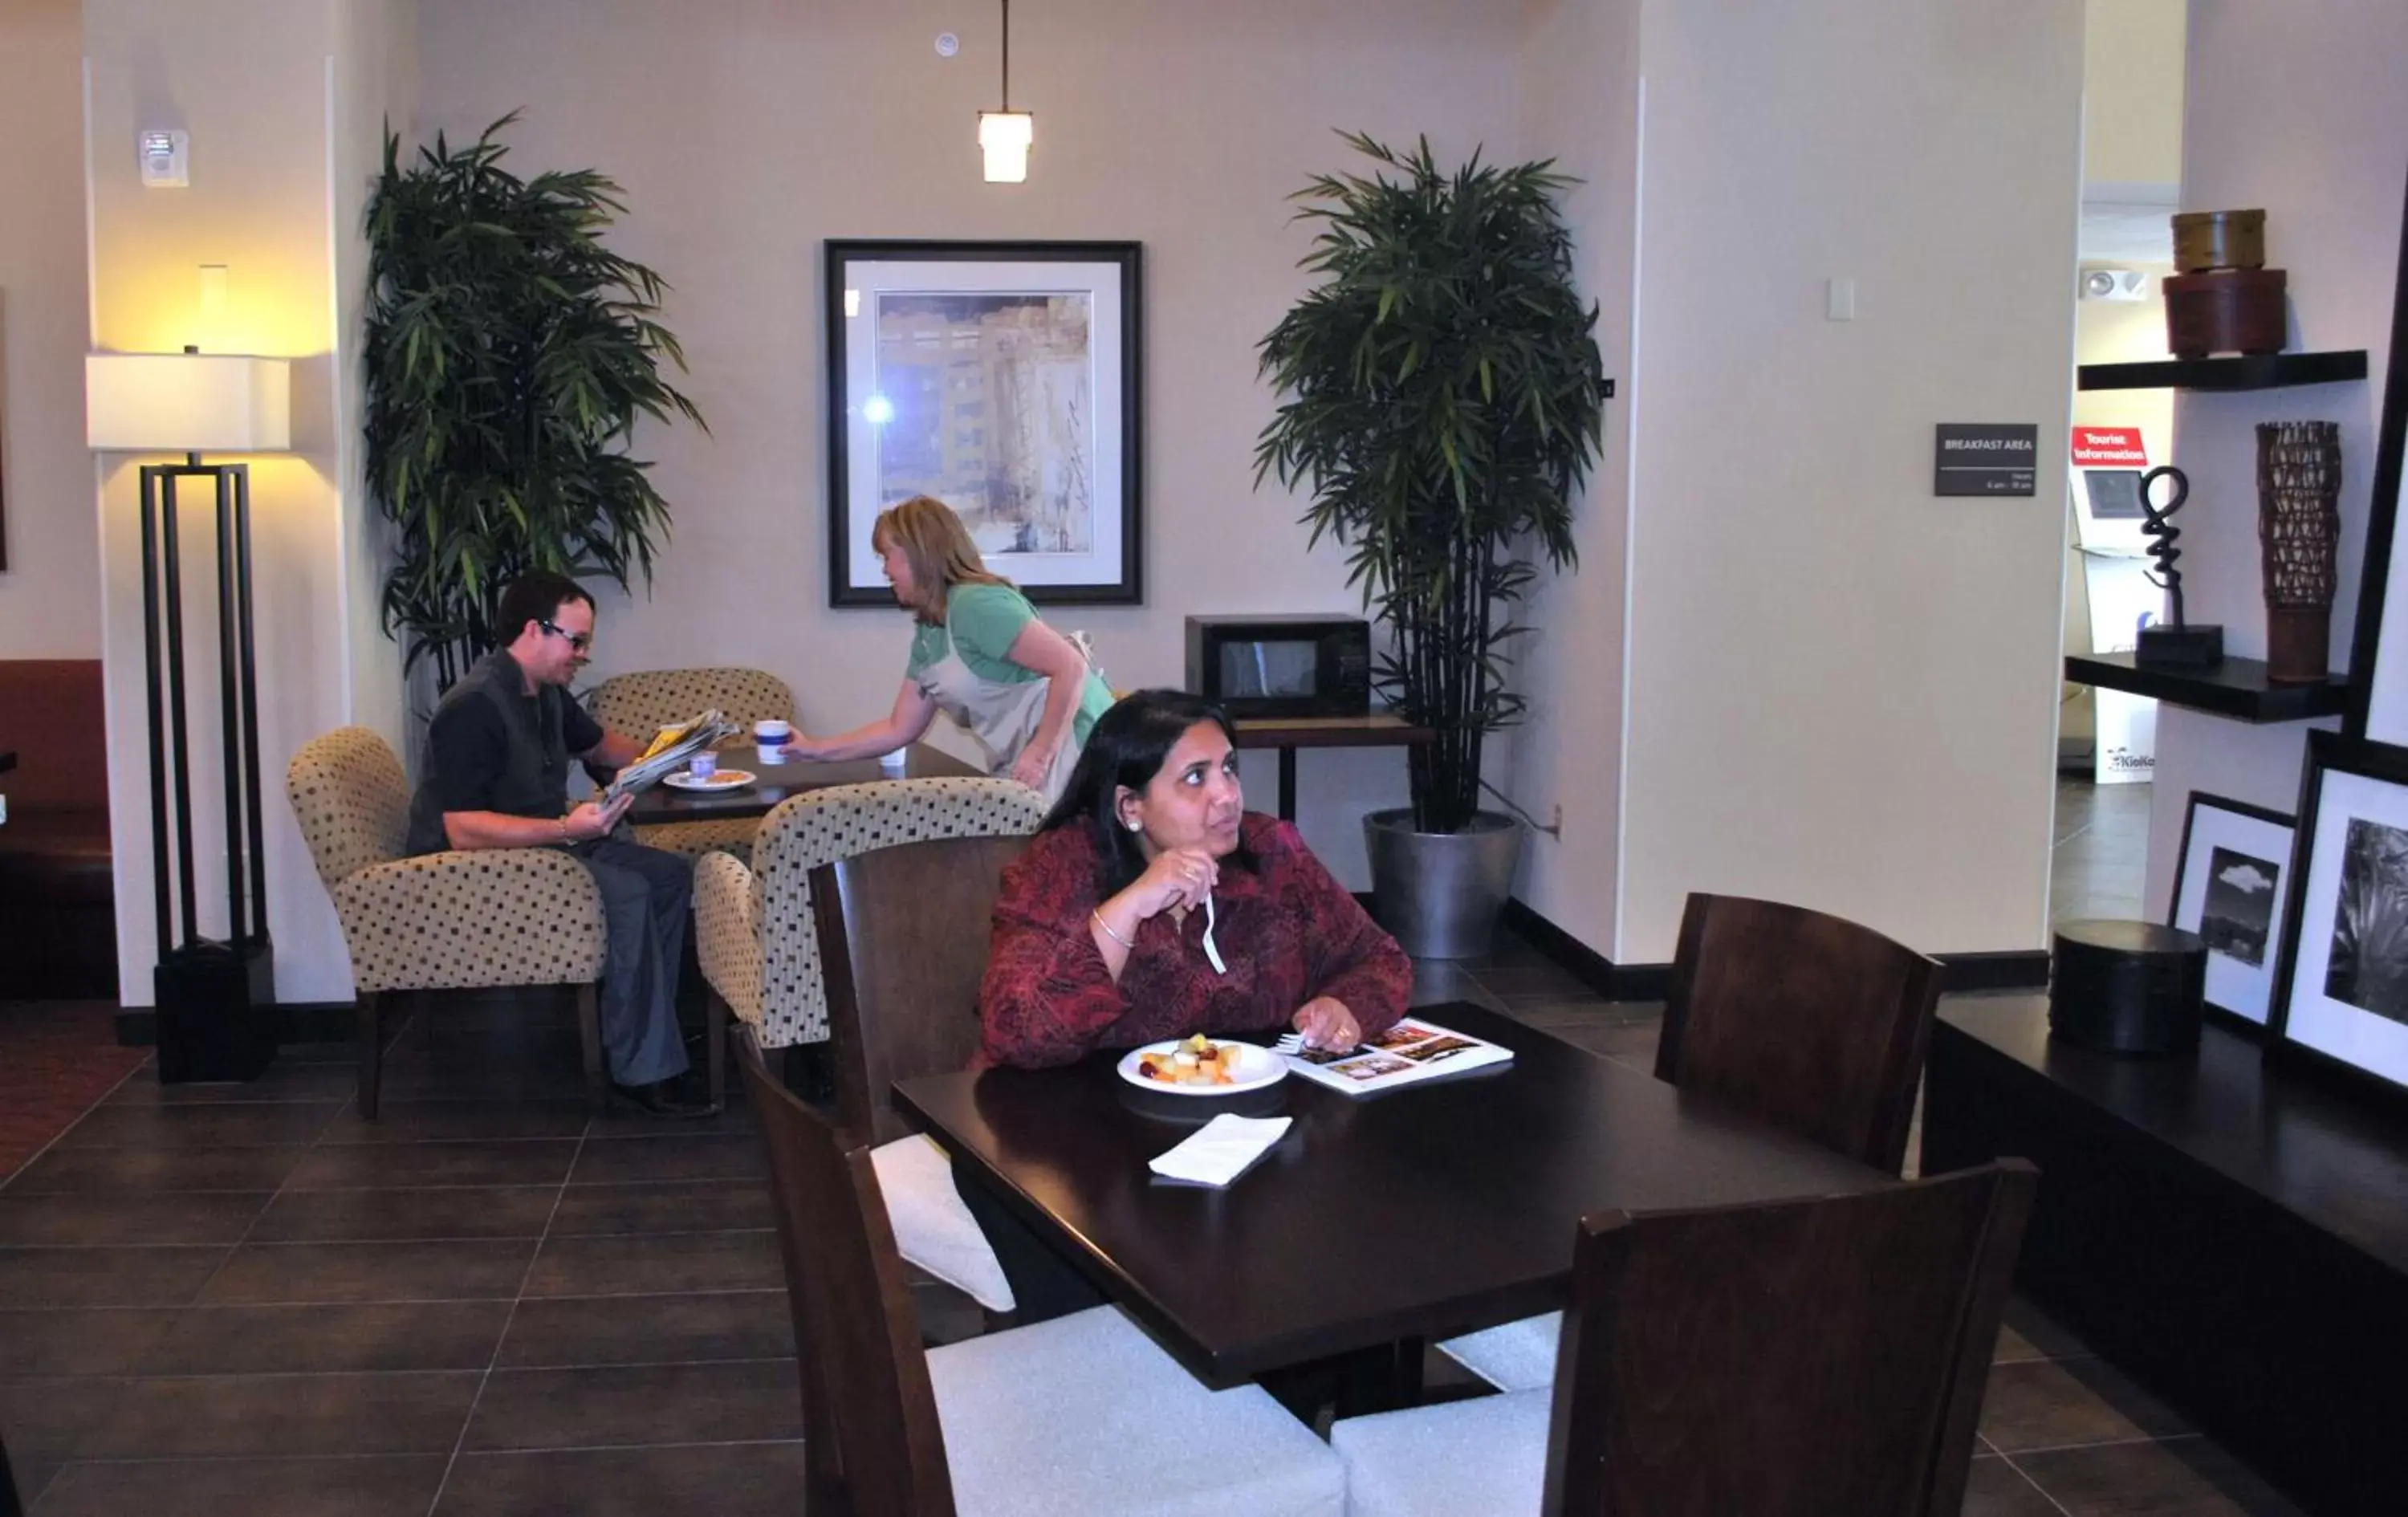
[1125,818,1142,832]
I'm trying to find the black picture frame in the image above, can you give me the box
[824,238,1143,608]
[2345,164,2408,741]
[2266,729,2408,1107]
[2166,789,2296,1032]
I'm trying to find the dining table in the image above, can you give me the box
[624,739,982,828]
[893,1001,1891,1394]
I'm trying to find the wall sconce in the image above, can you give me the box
[979,0,1031,183]
[86,345,291,1083]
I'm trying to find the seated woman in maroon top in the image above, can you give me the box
[978,689,1412,1069]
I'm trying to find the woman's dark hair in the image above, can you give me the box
[495,571,594,646]
[1042,689,1243,895]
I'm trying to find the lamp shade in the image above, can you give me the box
[86,352,292,453]
[979,111,1033,183]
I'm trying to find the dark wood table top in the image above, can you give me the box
[626,741,983,824]
[894,1002,1889,1385]
[1229,712,1434,750]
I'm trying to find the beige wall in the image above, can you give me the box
[1504,0,1641,954]
[2082,0,2186,191]
[1609,0,2085,963]
[411,0,1527,885]
[85,0,409,1004]
[0,0,100,657]
[2144,0,2408,910]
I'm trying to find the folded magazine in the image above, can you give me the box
[600,710,741,803]
[1283,1016,1514,1095]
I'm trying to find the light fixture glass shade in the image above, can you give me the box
[979,111,1033,183]
[86,352,293,453]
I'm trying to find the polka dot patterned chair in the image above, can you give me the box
[286,726,610,1119]
[584,666,798,862]
[694,775,1047,1051]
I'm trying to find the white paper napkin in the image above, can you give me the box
[1148,1113,1291,1187]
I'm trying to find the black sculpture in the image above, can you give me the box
[2133,464,2226,669]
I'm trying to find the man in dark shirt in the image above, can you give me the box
[405,571,709,1116]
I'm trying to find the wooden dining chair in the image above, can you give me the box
[694,779,1046,1313]
[812,831,1029,1148]
[1335,1160,2038,1517]
[737,1052,1348,1517]
[1656,891,1946,1174]
[1440,890,1946,1392]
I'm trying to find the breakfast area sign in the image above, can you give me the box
[2072,426,2149,467]
[1933,423,2038,496]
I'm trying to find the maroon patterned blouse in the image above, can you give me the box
[977,812,1413,1069]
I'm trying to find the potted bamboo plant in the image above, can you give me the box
[1255,133,1606,957]
[364,112,706,692]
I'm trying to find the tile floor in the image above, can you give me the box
[0,921,2302,1515]
[2052,773,2153,925]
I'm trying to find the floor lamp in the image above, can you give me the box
[86,348,291,1082]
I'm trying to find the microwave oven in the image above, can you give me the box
[1186,616,1372,719]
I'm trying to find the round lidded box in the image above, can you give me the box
[2048,920,2207,1056]
[2172,208,2267,273]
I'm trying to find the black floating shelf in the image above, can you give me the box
[2064,651,2351,722]
[2077,350,2367,392]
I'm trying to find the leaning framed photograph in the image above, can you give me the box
[2268,730,2408,1101]
[2167,791,2296,1030]
[824,238,1142,608]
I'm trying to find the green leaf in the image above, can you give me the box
[1252,131,1608,831]
[364,113,706,687]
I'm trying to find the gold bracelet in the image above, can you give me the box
[1091,909,1135,950]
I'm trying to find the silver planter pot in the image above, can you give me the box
[1363,808,1523,960]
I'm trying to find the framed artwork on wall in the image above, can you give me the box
[824,239,1142,608]
[2268,730,2408,1100]
[2167,790,2296,1028]
[1,289,10,571]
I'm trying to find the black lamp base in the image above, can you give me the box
[2136,623,2226,669]
[155,937,277,1084]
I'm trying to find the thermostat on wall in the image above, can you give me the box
[140,130,189,189]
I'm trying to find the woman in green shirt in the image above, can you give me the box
[779,495,1112,802]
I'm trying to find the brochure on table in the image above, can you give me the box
[2069,426,2161,787]
[1284,1016,1513,1095]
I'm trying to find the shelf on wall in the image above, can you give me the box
[2064,651,2351,722]
[2076,350,2368,392]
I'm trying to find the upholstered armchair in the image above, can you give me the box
[694,775,1047,1051]
[584,666,797,861]
[287,726,609,1117]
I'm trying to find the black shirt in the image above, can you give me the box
[406,651,605,854]
[423,677,604,814]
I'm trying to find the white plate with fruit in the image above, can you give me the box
[1116,1035,1287,1096]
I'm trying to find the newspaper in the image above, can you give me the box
[600,710,742,803]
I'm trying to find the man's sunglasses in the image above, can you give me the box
[538,618,592,653]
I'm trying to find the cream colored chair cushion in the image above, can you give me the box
[871,1133,1015,1312]
[929,1305,1346,1517]
[1328,1388,1551,1517]
[1433,1312,1561,1395]
[694,850,763,1027]
[287,726,606,996]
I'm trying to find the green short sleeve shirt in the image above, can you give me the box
[905,583,1113,743]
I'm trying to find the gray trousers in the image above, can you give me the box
[570,836,693,1086]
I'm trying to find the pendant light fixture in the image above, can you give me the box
[978,0,1032,183]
